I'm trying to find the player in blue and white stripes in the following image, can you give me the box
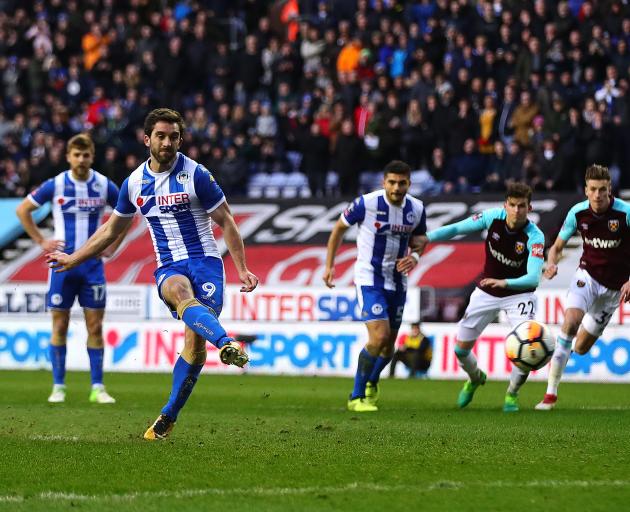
[16,133,124,404]
[324,161,427,412]
[47,109,258,440]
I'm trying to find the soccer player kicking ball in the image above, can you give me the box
[47,108,258,439]
[421,183,545,412]
[16,134,125,404]
[536,165,630,411]
[324,160,427,412]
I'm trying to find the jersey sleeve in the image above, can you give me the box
[505,229,545,290]
[113,178,137,217]
[106,180,120,208]
[558,207,578,241]
[28,178,55,206]
[427,208,502,242]
[194,164,226,212]
[341,196,366,226]
[412,208,427,235]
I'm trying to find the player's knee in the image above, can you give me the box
[50,333,67,346]
[176,297,203,320]
[87,334,104,349]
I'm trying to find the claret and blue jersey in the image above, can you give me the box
[427,208,545,297]
[559,197,630,290]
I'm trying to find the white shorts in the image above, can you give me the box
[457,287,538,342]
[566,268,621,337]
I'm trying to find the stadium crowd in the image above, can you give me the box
[0,0,629,198]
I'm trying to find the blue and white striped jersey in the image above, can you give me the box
[28,169,119,254]
[341,190,427,291]
[113,153,225,267]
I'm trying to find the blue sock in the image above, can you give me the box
[368,356,392,385]
[161,356,204,420]
[87,347,104,385]
[181,304,229,348]
[351,348,378,399]
[50,345,66,385]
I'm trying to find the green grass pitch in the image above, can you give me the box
[1,370,629,512]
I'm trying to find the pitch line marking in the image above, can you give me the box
[2,480,629,503]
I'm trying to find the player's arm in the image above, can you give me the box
[47,214,133,271]
[324,218,349,288]
[544,208,576,279]
[99,218,132,258]
[426,209,496,242]
[210,201,258,293]
[15,198,64,252]
[397,207,428,275]
[100,179,130,258]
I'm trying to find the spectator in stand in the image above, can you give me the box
[1,0,630,198]
[332,118,363,196]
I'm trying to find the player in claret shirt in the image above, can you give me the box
[420,183,545,412]
[536,165,630,411]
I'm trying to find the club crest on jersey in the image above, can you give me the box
[90,181,102,192]
[608,219,620,232]
[371,304,384,315]
[577,280,586,288]
[515,241,525,254]
[406,212,415,223]
[176,171,190,184]
[581,223,589,231]
[492,232,500,240]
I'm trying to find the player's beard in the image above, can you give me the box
[151,145,177,165]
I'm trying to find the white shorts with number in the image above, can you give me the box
[457,287,538,342]
[566,268,621,337]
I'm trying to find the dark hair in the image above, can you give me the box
[585,164,610,182]
[66,133,95,154]
[383,160,411,177]
[505,182,532,203]
[143,108,186,137]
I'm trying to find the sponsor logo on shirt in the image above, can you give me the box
[156,192,191,213]
[531,243,544,258]
[583,237,621,249]
[488,242,524,268]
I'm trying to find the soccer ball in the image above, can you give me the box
[505,320,556,371]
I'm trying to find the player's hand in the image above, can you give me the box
[621,280,630,303]
[544,263,558,279]
[323,267,335,288]
[479,278,507,289]
[238,270,259,293]
[39,239,64,252]
[45,251,76,272]
[396,255,418,276]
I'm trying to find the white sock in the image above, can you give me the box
[546,335,573,396]
[507,366,529,395]
[455,348,481,382]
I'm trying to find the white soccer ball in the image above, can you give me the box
[505,320,556,371]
